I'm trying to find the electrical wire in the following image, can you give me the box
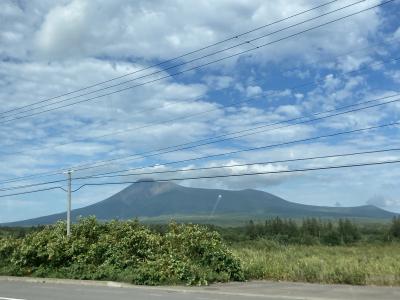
[1,90,399,186]
[2,146,400,193]
[72,119,400,177]
[0,0,395,185]
[3,0,356,120]
[70,159,400,192]
[1,157,400,198]
[0,0,340,117]
[4,49,399,158]
[71,94,400,173]
[0,0,392,124]
[0,186,66,198]
[76,147,400,180]
[3,113,400,193]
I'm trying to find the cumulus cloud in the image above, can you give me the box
[275,105,302,118]
[367,194,400,209]
[203,75,234,90]
[394,26,400,39]
[0,0,383,64]
[386,70,400,83]
[1,0,400,221]
[245,85,262,97]
[180,161,292,190]
[35,1,92,59]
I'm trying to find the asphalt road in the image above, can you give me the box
[1,278,400,300]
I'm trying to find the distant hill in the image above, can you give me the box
[2,180,396,226]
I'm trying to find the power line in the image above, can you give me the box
[73,148,400,180]
[0,0,392,124]
[0,0,392,186]
[5,52,399,170]
[68,159,400,192]
[0,186,66,198]
[1,157,400,198]
[4,23,393,125]
[0,0,340,118]
[73,119,400,177]
[0,0,381,123]
[2,147,400,193]
[71,94,400,173]
[3,109,400,191]
[4,47,399,158]
[0,0,395,185]
[0,178,72,193]
[4,0,354,120]
[1,90,399,186]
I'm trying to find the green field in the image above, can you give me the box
[233,240,400,285]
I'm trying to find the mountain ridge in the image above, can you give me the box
[2,180,396,226]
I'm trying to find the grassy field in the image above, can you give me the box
[232,239,400,286]
[2,218,400,286]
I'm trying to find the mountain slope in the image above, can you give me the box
[3,180,396,226]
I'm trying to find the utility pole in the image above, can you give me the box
[64,170,73,236]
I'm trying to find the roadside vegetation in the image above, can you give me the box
[224,217,400,286]
[233,241,400,285]
[1,216,400,286]
[0,218,243,285]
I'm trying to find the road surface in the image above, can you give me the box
[1,277,400,300]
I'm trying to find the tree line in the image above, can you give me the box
[216,216,400,245]
[1,216,400,246]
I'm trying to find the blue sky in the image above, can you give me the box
[1,0,400,222]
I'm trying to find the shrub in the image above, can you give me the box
[0,217,243,285]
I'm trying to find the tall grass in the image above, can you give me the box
[232,239,400,285]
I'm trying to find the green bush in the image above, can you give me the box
[0,217,243,285]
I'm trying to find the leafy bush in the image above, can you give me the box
[0,217,243,285]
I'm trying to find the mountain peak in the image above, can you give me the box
[2,183,397,226]
[135,178,156,183]
[121,179,179,198]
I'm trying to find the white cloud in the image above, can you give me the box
[295,93,304,100]
[367,194,400,210]
[267,89,292,99]
[1,0,399,221]
[245,85,262,97]
[0,0,380,65]
[394,26,400,39]
[180,161,292,190]
[386,70,400,83]
[35,1,91,59]
[275,105,302,118]
[203,75,234,90]
[322,74,341,91]
[284,69,311,80]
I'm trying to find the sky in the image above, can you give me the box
[1,0,400,222]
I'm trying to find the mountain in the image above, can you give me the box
[2,180,396,226]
